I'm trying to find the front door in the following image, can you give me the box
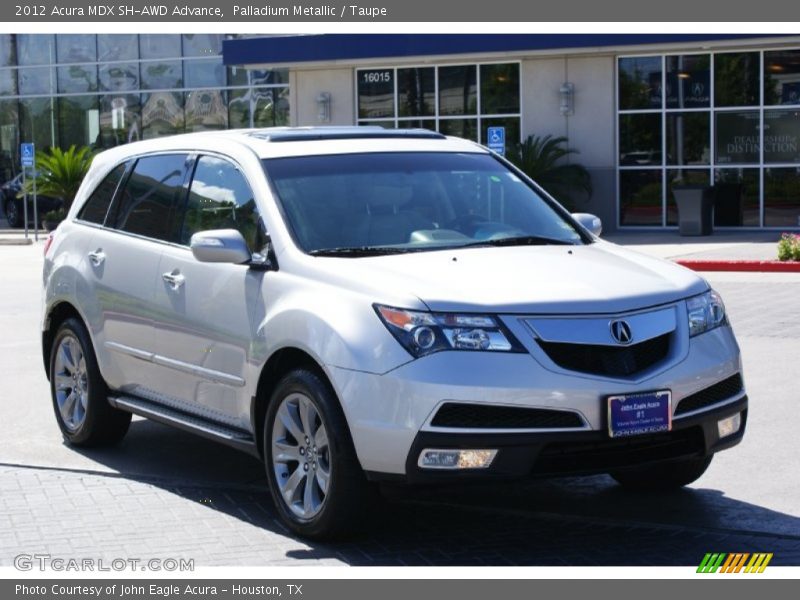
[150,155,271,429]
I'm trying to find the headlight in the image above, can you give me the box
[686,289,727,337]
[374,304,525,358]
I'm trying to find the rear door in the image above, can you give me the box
[85,153,190,395]
[150,154,271,428]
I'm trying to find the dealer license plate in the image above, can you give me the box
[608,391,671,438]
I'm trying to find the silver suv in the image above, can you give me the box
[42,127,747,539]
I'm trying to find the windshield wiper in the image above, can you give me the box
[308,246,411,257]
[309,236,577,256]
[457,235,579,248]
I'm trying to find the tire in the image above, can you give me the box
[4,200,21,228]
[264,368,374,540]
[49,317,131,446]
[610,456,713,491]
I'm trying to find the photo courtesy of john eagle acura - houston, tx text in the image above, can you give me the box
[40,126,747,539]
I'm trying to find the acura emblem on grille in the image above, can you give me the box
[610,320,633,345]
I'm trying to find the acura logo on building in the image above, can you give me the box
[610,320,633,345]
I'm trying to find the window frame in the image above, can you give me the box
[617,46,800,230]
[354,60,523,146]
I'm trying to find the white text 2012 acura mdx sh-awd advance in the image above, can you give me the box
[42,127,747,538]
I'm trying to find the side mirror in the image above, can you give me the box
[190,229,252,264]
[571,213,602,237]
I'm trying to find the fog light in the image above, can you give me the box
[717,413,742,438]
[418,448,497,470]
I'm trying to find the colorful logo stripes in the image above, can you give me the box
[697,552,773,573]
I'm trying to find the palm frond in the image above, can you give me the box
[18,145,95,213]
[506,134,592,207]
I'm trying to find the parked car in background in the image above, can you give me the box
[41,127,747,539]
[1,173,62,228]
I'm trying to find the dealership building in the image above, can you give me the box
[2,33,799,231]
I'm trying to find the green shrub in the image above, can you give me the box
[777,233,800,261]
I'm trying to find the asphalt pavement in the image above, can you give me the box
[1,241,799,566]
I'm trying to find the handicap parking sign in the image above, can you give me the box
[20,143,35,167]
[487,127,505,156]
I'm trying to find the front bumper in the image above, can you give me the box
[396,395,746,483]
[329,324,744,477]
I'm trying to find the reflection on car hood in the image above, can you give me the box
[317,241,708,314]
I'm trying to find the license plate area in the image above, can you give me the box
[608,391,671,438]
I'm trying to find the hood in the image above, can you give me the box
[311,240,708,314]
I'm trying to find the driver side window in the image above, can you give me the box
[181,155,268,253]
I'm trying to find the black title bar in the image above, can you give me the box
[3,0,800,22]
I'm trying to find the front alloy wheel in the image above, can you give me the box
[271,393,332,519]
[264,368,375,539]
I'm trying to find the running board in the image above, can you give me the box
[109,395,260,458]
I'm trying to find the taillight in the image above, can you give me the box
[43,232,55,256]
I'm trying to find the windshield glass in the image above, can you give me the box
[263,152,585,255]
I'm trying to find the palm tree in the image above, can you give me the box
[19,145,95,215]
[506,134,592,209]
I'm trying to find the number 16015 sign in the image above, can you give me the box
[361,71,392,84]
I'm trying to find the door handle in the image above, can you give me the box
[162,270,185,290]
[87,249,105,266]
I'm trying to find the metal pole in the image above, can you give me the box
[22,167,28,240]
[33,174,38,242]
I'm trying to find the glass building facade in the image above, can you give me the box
[4,33,797,231]
[618,49,800,228]
[0,34,289,182]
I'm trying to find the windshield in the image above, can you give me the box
[263,152,585,256]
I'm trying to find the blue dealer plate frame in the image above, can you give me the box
[607,390,672,438]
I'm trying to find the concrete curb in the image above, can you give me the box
[0,238,33,246]
[675,259,800,273]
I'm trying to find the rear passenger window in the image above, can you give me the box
[111,154,188,241]
[181,155,267,252]
[78,162,128,225]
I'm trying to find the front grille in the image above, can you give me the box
[675,373,744,416]
[537,333,671,377]
[431,402,584,429]
[533,427,705,474]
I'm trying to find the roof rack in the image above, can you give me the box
[247,126,446,143]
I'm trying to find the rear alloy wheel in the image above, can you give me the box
[53,332,90,432]
[4,200,20,228]
[49,318,131,446]
[610,456,713,491]
[265,368,374,539]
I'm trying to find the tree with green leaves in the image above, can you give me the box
[19,145,95,215]
[506,134,592,209]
